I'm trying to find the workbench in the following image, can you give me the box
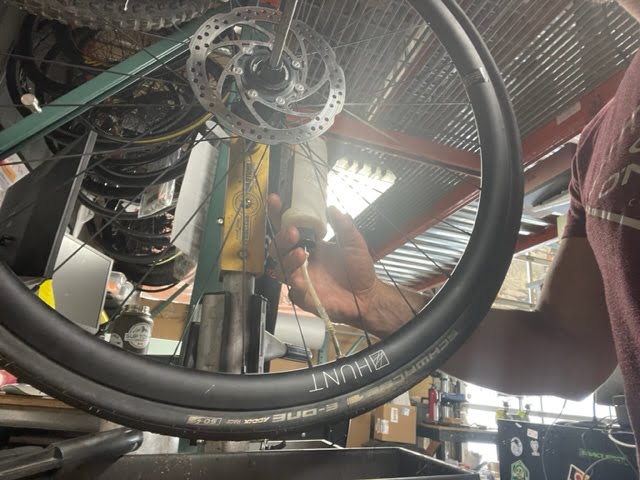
[0,393,101,433]
[416,423,498,462]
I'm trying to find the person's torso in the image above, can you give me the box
[577,49,640,433]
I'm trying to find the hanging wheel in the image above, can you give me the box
[0,0,522,439]
[4,0,224,32]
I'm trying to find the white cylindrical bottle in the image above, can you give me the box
[281,137,329,246]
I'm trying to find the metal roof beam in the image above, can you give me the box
[327,114,481,176]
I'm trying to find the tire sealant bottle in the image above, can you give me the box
[280,138,342,357]
[281,137,329,248]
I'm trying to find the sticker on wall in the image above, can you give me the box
[510,436,524,457]
[511,460,530,480]
[567,464,590,480]
[527,428,538,440]
[530,439,540,457]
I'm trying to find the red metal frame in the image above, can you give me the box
[365,69,624,272]
[524,143,576,193]
[327,115,481,176]
[371,180,479,260]
[260,0,281,8]
[522,69,624,165]
[369,143,573,262]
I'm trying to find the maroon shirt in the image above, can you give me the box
[565,48,640,438]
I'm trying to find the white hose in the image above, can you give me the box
[300,254,343,358]
[608,430,637,449]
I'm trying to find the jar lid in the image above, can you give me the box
[122,304,151,315]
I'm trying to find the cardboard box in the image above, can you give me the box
[346,411,373,448]
[417,436,441,457]
[373,403,417,445]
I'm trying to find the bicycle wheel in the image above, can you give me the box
[0,0,523,439]
[5,0,223,31]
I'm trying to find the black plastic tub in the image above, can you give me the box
[62,447,479,479]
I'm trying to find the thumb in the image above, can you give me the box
[327,206,367,250]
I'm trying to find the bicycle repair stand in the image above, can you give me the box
[0,427,479,479]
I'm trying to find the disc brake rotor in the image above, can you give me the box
[187,7,345,145]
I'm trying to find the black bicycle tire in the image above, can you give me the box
[92,240,178,265]
[78,192,176,220]
[5,0,222,32]
[0,0,523,438]
[17,17,78,95]
[110,224,171,244]
[91,151,190,188]
[80,89,205,145]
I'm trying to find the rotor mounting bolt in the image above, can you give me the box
[232,66,243,75]
[276,96,286,106]
[248,89,259,99]
[291,60,302,69]
[243,46,254,55]
[294,83,305,93]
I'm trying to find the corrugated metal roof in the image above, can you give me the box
[374,200,555,286]
[297,0,639,288]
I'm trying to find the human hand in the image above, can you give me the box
[266,194,381,328]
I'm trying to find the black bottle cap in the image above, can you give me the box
[297,227,317,250]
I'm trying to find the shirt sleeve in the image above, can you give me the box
[562,102,611,239]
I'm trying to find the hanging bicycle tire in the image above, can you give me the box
[4,0,224,31]
[0,0,523,439]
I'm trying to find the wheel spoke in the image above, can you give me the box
[262,193,315,369]
[163,140,270,364]
[0,52,189,89]
[49,123,221,291]
[1,132,244,166]
[321,162,375,349]
[296,143,453,281]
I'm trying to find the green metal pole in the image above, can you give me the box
[0,7,226,158]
